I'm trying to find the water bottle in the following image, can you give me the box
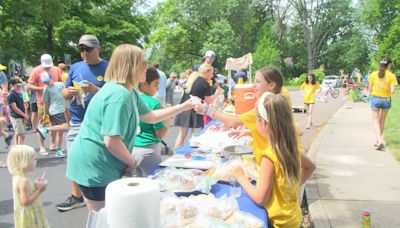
[229,177,241,198]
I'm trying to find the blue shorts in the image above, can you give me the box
[370,96,391,110]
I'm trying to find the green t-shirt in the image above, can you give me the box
[66,81,151,187]
[134,93,165,147]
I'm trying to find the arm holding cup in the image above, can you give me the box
[140,98,194,124]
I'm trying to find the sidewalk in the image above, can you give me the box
[306,102,400,227]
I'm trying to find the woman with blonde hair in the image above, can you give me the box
[66,44,193,211]
[174,63,223,148]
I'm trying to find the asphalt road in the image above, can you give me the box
[0,89,346,228]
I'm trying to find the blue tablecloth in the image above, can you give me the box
[174,120,268,227]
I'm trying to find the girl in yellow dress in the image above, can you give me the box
[231,93,315,227]
[7,145,49,228]
[300,73,321,129]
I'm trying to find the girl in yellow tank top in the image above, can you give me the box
[7,145,49,228]
[231,93,315,228]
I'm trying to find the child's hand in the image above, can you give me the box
[231,165,245,180]
[34,178,48,193]
[228,129,250,139]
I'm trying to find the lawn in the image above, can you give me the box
[385,91,400,161]
[285,85,301,91]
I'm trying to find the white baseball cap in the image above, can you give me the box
[204,50,215,59]
[41,54,54,68]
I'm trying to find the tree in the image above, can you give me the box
[288,0,354,73]
[0,0,150,66]
[147,0,272,73]
[252,22,282,70]
[361,0,400,68]
[321,28,370,74]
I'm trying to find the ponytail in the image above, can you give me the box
[378,57,392,78]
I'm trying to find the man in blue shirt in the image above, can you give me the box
[153,62,167,106]
[56,34,108,212]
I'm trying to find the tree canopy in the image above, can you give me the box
[0,0,398,78]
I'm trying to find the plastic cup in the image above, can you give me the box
[230,177,241,198]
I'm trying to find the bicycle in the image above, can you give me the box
[324,84,340,98]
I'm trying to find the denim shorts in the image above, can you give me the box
[370,96,391,110]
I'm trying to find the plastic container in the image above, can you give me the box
[233,84,256,114]
[230,177,241,198]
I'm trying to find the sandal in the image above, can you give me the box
[376,144,385,151]
[40,149,49,156]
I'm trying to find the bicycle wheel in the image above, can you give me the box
[331,89,340,98]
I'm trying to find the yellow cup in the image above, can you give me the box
[238,77,243,84]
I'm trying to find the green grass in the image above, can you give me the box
[286,85,300,91]
[384,92,400,161]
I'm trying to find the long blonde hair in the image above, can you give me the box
[198,63,213,75]
[7,145,36,176]
[185,71,200,93]
[257,93,301,185]
[105,44,147,87]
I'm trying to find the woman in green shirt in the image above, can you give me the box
[66,44,193,211]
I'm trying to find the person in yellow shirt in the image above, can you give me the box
[231,93,315,228]
[195,67,301,158]
[300,73,320,129]
[368,57,398,150]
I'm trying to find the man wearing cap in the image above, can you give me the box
[28,54,62,155]
[193,50,216,71]
[56,34,108,212]
[166,72,177,105]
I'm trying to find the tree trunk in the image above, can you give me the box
[46,25,54,53]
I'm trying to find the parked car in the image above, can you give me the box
[322,75,343,88]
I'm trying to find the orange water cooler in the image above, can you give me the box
[233,84,256,114]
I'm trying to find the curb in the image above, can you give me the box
[304,102,349,228]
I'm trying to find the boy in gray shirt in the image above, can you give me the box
[37,72,69,158]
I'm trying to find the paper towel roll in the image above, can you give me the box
[106,177,160,228]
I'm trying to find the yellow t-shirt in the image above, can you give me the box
[61,72,68,83]
[281,86,293,108]
[300,82,320,104]
[369,70,398,98]
[239,89,299,157]
[256,147,302,228]
[240,109,269,155]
